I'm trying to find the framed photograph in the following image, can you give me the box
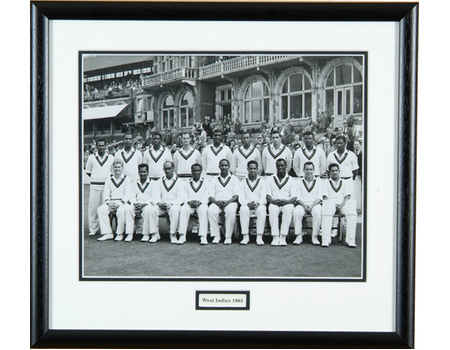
[31,1,417,348]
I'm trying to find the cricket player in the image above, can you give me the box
[293,131,326,178]
[85,139,115,236]
[266,158,297,246]
[147,161,185,243]
[143,132,173,180]
[321,163,357,247]
[124,163,160,242]
[261,130,293,177]
[207,159,239,244]
[230,131,262,181]
[238,160,267,245]
[201,130,232,181]
[178,163,210,245]
[97,159,132,241]
[292,162,323,245]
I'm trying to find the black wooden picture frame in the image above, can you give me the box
[31,1,417,348]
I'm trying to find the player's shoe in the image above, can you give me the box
[114,234,124,241]
[293,235,303,245]
[97,233,114,241]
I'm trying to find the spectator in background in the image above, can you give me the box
[353,139,363,180]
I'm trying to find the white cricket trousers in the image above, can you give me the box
[125,204,154,235]
[148,205,181,235]
[208,203,238,238]
[178,204,208,236]
[239,205,267,235]
[268,203,294,237]
[293,204,322,238]
[97,201,127,235]
[321,199,357,245]
[88,185,104,234]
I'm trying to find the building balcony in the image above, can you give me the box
[141,67,198,88]
[198,55,298,79]
[141,56,299,88]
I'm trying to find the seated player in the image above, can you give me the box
[147,161,185,243]
[266,158,297,246]
[238,160,267,245]
[97,159,132,241]
[124,163,160,242]
[207,159,239,244]
[178,163,210,245]
[321,163,357,247]
[292,162,323,245]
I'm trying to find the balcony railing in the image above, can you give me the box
[199,55,297,79]
[141,56,298,87]
[141,67,198,88]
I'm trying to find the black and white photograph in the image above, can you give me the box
[81,53,366,280]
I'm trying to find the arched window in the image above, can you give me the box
[243,80,269,124]
[180,92,194,128]
[280,73,312,120]
[161,95,174,129]
[325,65,363,117]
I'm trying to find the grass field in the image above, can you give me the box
[82,185,363,279]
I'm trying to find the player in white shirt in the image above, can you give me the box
[97,159,133,241]
[207,159,239,244]
[322,163,357,247]
[266,159,297,246]
[85,139,115,236]
[292,162,323,245]
[173,132,202,181]
[238,160,267,246]
[261,130,293,177]
[147,161,186,244]
[201,130,232,181]
[230,131,262,181]
[143,132,173,180]
[293,131,327,178]
[178,163,210,245]
[115,132,143,182]
[326,135,359,180]
[123,163,160,242]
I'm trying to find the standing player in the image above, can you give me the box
[231,131,262,181]
[261,130,293,177]
[143,132,173,180]
[266,159,297,246]
[123,163,160,242]
[115,132,142,182]
[97,159,132,241]
[207,159,239,244]
[147,161,185,243]
[292,162,323,245]
[201,130,232,181]
[85,139,115,236]
[321,163,358,247]
[326,135,359,181]
[178,164,210,245]
[293,131,326,178]
[238,160,267,245]
[173,132,202,181]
